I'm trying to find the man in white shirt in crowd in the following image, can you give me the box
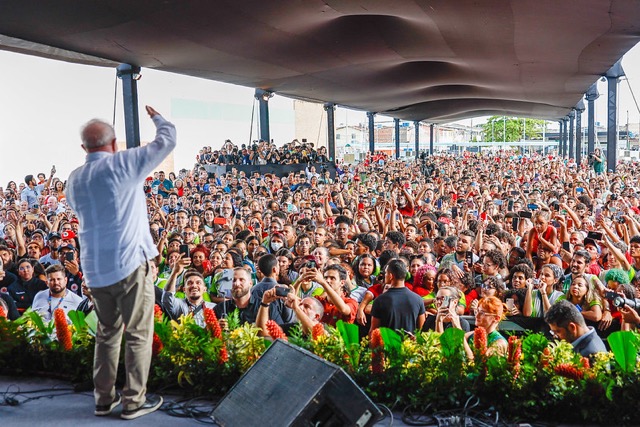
[32,264,83,322]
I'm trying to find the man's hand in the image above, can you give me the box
[262,287,280,305]
[172,254,191,275]
[65,259,80,276]
[146,105,160,118]
[620,305,640,326]
[598,310,613,330]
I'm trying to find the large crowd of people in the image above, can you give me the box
[3,143,640,361]
[195,139,331,165]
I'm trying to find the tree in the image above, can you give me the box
[481,116,545,142]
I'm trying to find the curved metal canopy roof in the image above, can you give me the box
[1,0,639,123]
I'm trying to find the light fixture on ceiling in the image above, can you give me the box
[116,65,142,81]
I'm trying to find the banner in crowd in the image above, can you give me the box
[203,162,337,178]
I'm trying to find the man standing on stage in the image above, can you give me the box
[66,106,176,419]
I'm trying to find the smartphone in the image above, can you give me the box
[507,199,514,211]
[480,211,487,221]
[506,298,515,312]
[511,216,519,231]
[214,217,227,225]
[465,251,474,266]
[436,199,443,210]
[179,244,190,258]
[65,252,74,262]
[510,190,519,196]
[493,199,503,206]
[576,187,584,193]
[451,206,458,219]
[25,213,38,221]
[518,211,532,219]
[567,218,574,229]
[275,286,291,297]
[595,206,603,223]
[550,220,561,228]
[527,203,539,211]
[357,202,364,211]
[468,210,478,218]
[587,231,603,241]
[562,241,571,252]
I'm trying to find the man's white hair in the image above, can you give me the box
[80,119,116,149]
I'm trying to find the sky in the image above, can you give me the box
[0,41,639,186]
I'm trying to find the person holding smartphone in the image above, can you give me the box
[422,286,470,332]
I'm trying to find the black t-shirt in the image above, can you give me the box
[214,298,258,324]
[370,287,425,333]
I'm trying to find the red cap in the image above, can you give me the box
[61,230,76,240]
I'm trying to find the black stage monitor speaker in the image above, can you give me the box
[212,339,383,426]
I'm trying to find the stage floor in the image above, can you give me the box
[0,376,409,426]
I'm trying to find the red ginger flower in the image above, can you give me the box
[581,356,590,370]
[473,326,487,357]
[54,308,72,351]
[153,304,163,321]
[370,328,385,374]
[507,335,521,365]
[266,320,288,341]
[204,307,222,339]
[311,322,325,340]
[554,363,584,380]
[152,332,163,356]
[203,307,228,363]
[219,346,229,363]
[0,305,6,319]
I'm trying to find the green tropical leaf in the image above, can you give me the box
[439,327,464,358]
[84,311,98,336]
[522,333,549,364]
[336,320,359,347]
[605,379,615,401]
[379,327,401,351]
[608,331,640,373]
[26,310,48,334]
[67,310,86,332]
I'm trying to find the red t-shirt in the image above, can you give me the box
[319,296,358,326]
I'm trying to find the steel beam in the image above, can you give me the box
[605,60,625,172]
[394,118,400,159]
[116,64,141,148]
[255,89,272,142]
[414,121,420,158]
[324,103,336,161]
[568,110,575,159]
[575,99,585,166]
[585,83,599,156]
[367,112,376,153]
[429,124,434,155]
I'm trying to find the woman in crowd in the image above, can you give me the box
[275,248,297,285]
[6,258,47,313]
[350,253,378,303]
[463,296,508,358]
[523,263,565,318]
[564,274,603,323]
